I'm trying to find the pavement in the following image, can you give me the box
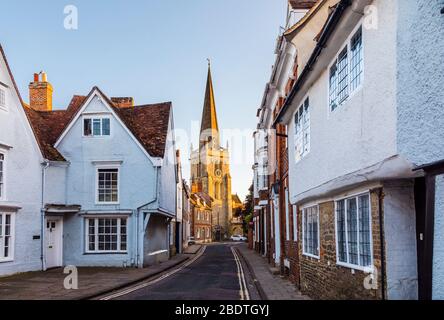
[235,243,310,300]
[0,249,200,300]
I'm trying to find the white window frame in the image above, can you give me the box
[83,115,111,137]
[285,188,290,241]
[0,86,6,111]
[0,211,15,262]
[334,192,373,272]
[302,205,320,259]
[328,23,364,112]
[294,96,310,164]
[0,151,5,200]
[293,205,298,242]
[85,216,128,254]
[95,166,120,205]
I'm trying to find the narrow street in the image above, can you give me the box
[100,244,258,300]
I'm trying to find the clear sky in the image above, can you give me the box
[0,0,287,200]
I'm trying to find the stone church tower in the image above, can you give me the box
[190,63,233,240]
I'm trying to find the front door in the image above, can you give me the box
[45,219,63,269]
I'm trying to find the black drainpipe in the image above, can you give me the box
[378,188,386,300]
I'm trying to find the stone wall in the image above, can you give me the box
[298,191,384,300]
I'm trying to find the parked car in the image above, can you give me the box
[188,237,196,245]
[230,235,247,242]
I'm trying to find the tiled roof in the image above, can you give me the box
[24,96,87,161]
[25,88,171,161]
[114,102,172,158]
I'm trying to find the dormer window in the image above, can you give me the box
[83,117,111,137]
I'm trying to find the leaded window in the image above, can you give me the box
[294,97,310,163]
[336,194,372,268]
[302,206,319,257]
[329,26,364,111]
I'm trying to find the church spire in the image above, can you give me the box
[200,60,220,149]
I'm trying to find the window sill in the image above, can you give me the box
[0,106,7,112]
[336,261,374,273]
[84,252,128,255]
[0,258,14,263]
[95,202,120,206]
[302,252,320,260]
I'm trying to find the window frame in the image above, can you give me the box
[0,151,5,200]
[293,96,311,164]
[0,86,6,111]
[328,24,364,113]
[84,216,128,254]
[95,166,120,205]
[334,192,373,272]
[293,205,298,242]
[83,115,112,137]
[302,205,320,259]
[0,211,15,262]
[285,188,290,241]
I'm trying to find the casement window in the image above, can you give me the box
[302,206,319,258]
[0,212,14,261]
[97,168,119,204]
[0,153,4,199]
[293,205,298,241]
[0,88,5,109]
[86,217,127,253]
[329,26,363,111]
[335,193,372,269]
[83,117,111,137]
[294,97,310,163]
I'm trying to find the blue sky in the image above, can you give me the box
[0,0,287,200]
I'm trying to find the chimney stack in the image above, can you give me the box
[111,97,134,108]
[29,72,53,112]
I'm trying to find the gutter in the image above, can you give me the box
[273,0,351,127]
[40,160,50,271]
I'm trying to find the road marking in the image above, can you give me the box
[99,246,207,300]
[231,246,250,301]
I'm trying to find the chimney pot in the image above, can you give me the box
[41,72,47,82]
[34,73,39,82]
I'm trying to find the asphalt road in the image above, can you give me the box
[109,243,258,300]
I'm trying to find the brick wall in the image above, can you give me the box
[298,191,385,300]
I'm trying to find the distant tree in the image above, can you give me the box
[241,183,254,234]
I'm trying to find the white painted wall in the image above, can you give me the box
[0,50,43,276]
[383,181,418,300]
[433,174,444,299]
[286,0,399,204]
